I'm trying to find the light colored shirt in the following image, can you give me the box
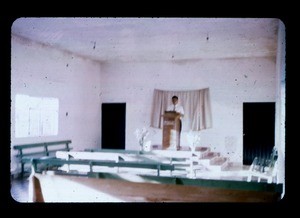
[167,104,184,117]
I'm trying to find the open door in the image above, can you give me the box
[243,102,275,165]
[101,103,126,150]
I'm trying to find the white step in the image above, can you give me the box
[208,157,229,171]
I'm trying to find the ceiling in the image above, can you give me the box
[11,17,279,62]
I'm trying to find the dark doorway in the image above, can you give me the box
[101,103,126,150]
[243,102,275,165]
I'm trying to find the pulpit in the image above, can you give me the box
[162,111,181,150]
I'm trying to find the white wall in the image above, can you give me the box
[11,36,278,167]
[11,36,102,171]
[100,57,276,163]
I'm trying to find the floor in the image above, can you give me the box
[10,176,29,203]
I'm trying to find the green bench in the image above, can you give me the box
[13,140,72,177]
[84,148,141,155]
[83,148,190,173]
[28,157,175,177]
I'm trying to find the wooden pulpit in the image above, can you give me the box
[162,111,181,150]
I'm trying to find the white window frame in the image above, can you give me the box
[15,94,59,137]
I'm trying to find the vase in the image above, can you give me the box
[139,145,144,151]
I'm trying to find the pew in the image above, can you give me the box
[84,148,140,154]
[13,140,72,177]
[56,151,121,162]
[29,171,283,202]
[28,157,175,177]
[84,149,192,166]
[57,150,189,176]
[57,150,171,163]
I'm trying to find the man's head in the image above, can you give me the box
[172,96,178,105]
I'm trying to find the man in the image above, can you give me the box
[167,96,184,150]
[167,96,184,116]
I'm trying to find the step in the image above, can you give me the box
[186,155,230,178]
[181,146,211,157]
[188,151,220,167]
[196,147,210,158]
[202,151,220,159]
[188,153,223,170]
[208,157,229,171]
[195,146,211,152]
[210,156,228,165]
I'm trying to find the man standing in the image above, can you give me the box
[167,96,184,150]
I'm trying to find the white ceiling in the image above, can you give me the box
[11,17,279,62]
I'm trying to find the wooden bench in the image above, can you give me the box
[13,140,72,177]
[81,149,191,175]
[28,157,175,177]
[30,171,283,202]
[56,151,121,162]
[84,149,191,165]
[84,148,141,155]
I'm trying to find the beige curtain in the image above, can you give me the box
[151,88,212,131]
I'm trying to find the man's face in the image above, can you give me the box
[172,98,178,105]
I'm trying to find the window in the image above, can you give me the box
[15,94,59,137]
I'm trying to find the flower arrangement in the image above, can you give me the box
[186,131,201,152]
[134,127,149,150]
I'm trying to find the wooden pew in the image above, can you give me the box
[58,150,189,175]
[29,171,283,202]
[57,150,172,163]
[84,148,195,159]
[83,149,191,169]
[13,140,72,177]
[84,148,140,154]
[56,151,121,162]
[28,157,175,176]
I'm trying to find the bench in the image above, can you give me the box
[247,147,278,183]
[28,157,175,177]
[30,171,283,202]
[84,148,141,155]
[13,140,72,177]
[82,149,191,174]
[56,150,121,162]
[84,149,191,163]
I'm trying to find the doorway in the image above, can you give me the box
[101,103,126,150]
[243,102,275,165]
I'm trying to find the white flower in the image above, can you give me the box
[134,127,149,147]
[186,131,201,151]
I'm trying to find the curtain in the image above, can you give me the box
[150,88,212,131]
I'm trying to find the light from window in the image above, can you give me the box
[15,94,59,137]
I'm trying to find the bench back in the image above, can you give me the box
[28,157,174,177]
[249,146,278,175]
[14,140,72,159]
